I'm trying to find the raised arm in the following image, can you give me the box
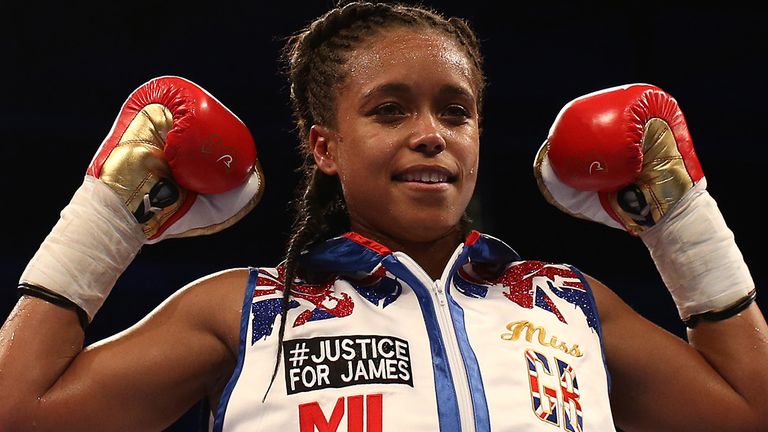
[0,268,248,432]
[0,76,264,431]
[588,273,767,431]
[534,84,767,430]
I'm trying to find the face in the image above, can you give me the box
[311,27,480,245]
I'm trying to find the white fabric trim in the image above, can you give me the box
[539,151,623,230]
[148,170,263,243]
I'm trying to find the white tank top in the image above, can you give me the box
[213,231,615,431]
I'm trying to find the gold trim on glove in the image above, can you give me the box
[608,118,695,235]
[98,103,186,238]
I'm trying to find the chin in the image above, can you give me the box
[392,213,463,243]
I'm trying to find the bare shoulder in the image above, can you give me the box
[579,272,633,325]
[181,267,252,300]
[156,267,252,355]
[577,271,667,349]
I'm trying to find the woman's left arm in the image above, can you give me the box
[535,83,767,430]
[590,274,768,432]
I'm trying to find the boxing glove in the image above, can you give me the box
[534,84,754,325]
[19,76,265,324]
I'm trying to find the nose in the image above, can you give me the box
[409,114,446,156]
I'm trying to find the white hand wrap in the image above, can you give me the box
[20,176,145,321]
[640,178,755,321]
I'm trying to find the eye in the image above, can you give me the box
[368,102,407,123]
[442,104,471,124]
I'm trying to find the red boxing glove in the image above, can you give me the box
[536,83,704,235]
[535,84,754,323]
[20,76,265,322]
[88,75,262,241]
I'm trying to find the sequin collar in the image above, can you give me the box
[298,230,521,277]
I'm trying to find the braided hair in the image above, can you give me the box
[263,0,486,400]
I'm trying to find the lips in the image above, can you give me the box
[392,165,457,184]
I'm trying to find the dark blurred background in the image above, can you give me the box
[2,1,765,430]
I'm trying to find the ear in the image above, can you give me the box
[310,124,339,176]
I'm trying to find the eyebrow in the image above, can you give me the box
[361,82,475,102]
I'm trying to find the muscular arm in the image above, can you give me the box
[591,274,768,432]
[0,268,248,432]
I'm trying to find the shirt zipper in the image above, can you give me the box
[394,250,476,432]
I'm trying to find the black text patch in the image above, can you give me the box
[283,335,413,395]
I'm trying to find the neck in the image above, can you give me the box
[352,225,465,280]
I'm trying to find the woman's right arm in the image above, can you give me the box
[0,267,249,432]
[0,75,264,431]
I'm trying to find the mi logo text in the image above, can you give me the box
[299,393,382,432]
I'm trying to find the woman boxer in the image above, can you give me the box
[1,1,766,431]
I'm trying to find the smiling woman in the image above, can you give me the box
[311,27,480,255]
[1,1,767,432]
